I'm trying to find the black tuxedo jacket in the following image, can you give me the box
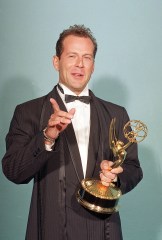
[2,86,143,240]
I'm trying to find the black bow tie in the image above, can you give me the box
[57,84,91,104]
[65,95,91,104]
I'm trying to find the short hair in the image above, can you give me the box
[56,24,97,59]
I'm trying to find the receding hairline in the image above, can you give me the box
[55,24,98,58]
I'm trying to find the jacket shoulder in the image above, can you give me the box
[96,97,126,114]
[15,86,56,113]
[16,94,47,110]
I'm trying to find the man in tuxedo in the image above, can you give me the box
[2,25,143,240]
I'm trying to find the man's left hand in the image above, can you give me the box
[100,160,123,186]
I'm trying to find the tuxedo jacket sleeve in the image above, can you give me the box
[91,93,143,195]
[2,92,56,184]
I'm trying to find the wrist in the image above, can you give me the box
[43,127,56,144]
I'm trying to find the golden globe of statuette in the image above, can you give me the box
[76,118,148,214]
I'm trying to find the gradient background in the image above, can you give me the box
[0,1,162,239]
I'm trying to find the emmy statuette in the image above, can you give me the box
[76,118,148,214]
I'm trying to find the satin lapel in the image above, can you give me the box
[63,126,84,181]
[86,92,112,178]
[54,87,84,181]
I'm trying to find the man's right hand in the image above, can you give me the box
[44,98,75,144]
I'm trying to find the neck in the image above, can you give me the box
[58,83,89,96]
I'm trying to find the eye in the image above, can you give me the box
[83,55,93,61]
[68,54,76,58]
[85,56,91,60]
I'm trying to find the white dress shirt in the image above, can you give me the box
[58,83,90,177]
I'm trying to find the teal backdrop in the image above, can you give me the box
[1,1,162,239]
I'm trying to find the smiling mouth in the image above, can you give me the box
[72,73,84,77]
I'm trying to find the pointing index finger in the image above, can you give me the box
[50,98,60,112]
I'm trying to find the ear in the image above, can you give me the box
[53,55,60,71]
[91,62,95,74]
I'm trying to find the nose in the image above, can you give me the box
[76,56,84,67]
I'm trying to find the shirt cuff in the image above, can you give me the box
[45,142,55,151]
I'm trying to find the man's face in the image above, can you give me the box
[53,35,95,95]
